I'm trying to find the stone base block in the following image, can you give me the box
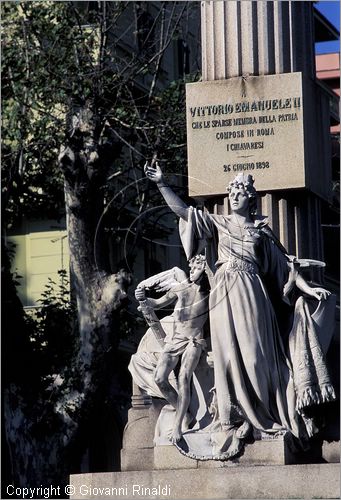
[153,438,294,470]
[323,441,340,463]
[122,434,297,471]
[154,445,198,470]
[199,437,294,467]
[121,448,154,472]
[70,463,339,499]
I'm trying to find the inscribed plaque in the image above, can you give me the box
[186,73,307,196]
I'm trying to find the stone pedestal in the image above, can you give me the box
[122,423,339,472]
[153,438,294,470]
[72,415,339,498]
[70,463,339,499]
[323,440,341,463]
[120,387,159,472]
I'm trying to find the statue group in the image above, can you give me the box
[129,163,336,461]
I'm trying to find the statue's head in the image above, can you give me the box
[226,173,257,216]
[189,254,206,283]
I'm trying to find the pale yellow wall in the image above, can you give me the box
[7,220,70,307]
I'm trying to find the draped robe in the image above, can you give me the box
[179,207,336,441]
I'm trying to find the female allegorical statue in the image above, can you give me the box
[144,162,336,460]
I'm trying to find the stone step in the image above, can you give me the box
[70,463,339,499]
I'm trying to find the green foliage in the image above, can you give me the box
[24,269,78,389]
[2,1,120,225]
[2,0,199,234]
[2,2,69,224]
[2,0,201,375]
[2,0,201,355]
[2,0,201,486]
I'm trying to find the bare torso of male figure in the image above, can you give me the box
[170,281,208,336]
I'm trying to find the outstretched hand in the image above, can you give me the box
[144,161,164,184]
[309,287,331,301]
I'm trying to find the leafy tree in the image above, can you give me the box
[2,0,200,493]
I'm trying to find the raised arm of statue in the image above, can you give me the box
[138,290,177,310]
[144,161,189,221]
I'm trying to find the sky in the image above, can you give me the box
[315,0,340,54]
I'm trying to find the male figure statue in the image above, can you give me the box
[135,255,209,442]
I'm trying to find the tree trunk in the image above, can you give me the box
[3,103,130,492]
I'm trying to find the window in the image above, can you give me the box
[8,222,70,307]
